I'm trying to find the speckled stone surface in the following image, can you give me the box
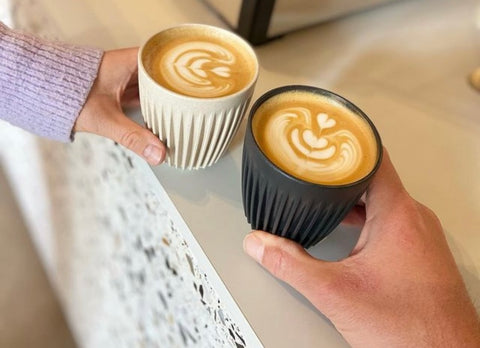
[0,125,252,348]
[0,1,258,346]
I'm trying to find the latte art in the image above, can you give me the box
[271,107,362,182]
[160,41,237,98]
[143,27,256,99]
[252,91,378,185]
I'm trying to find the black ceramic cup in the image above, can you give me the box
[241,85,383,248]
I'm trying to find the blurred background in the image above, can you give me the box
[0,169,77,348]
[0,1,76,347]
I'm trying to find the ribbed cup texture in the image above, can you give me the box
[142,96,249,169]
[241,85,382,249]
[242,150,363,248]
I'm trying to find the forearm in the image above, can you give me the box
[0,22,103,142]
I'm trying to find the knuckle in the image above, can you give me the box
[398,193,417,212]
[120,130,142,150]
[324,262,370,299]
[263,243,292,280]
[394,194,421,223]
[421,204,441,224]
[418,203,444,234]
[392,196,444,246]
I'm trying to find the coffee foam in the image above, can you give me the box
[252,91,378,185]
[142,26,256,98]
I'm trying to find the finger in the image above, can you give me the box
[103,110,166,165]
[243,231,339,301]
[113,47,139,74]
[105,47,139,104]
[122,66,139,107]
[365,148,407,219]
[95,48,139,94]
[122,86,140,107]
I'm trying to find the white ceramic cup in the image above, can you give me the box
[138,24,259,169]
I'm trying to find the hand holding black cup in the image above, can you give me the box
[242,85,382,248]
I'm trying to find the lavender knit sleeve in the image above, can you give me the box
[0,22,103,142]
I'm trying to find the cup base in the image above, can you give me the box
[164,156,217,170]
[141,96,251,171]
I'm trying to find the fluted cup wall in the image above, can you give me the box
[242,86,382,248]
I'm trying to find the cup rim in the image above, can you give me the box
[138,23,259,101]
[247,85,384,188]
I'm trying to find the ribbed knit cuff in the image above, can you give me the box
[0,22,103,142]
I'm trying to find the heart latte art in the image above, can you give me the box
[143,27,256,98]
[252,91,378,185]
[278,108,362,177]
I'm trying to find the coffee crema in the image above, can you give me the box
[142,27,256,98]
[252,91,378,185]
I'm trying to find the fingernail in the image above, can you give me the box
[143,145,164,165]
[243,233,264,263]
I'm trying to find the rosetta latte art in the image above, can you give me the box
[271,107,363,181]
[160,41,237,98]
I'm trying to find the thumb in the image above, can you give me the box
[243,231,340,303]
[106,111,166,165]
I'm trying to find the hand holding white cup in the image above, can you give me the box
[138,24,259,169]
